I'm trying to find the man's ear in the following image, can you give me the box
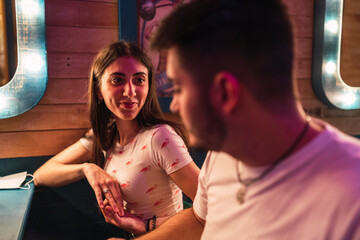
[211,71,240,114]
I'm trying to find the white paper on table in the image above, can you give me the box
[0,171,27,189]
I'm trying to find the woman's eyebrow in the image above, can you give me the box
[109,72,126,77]
[133,72,148,76]
[109,72,147,77]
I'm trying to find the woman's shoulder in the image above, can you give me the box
[138,124,178,143]
[149,124,177,136]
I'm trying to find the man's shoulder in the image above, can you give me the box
[201,151,238,175]
[207,151,237,161]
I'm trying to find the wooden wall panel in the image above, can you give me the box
[40,79,88,104]
[47,52,96,79]
[45,0,118,28]
[0,0,118,158]
[1,0,360,159]
[46,26,118,53]
[285,0,314,16]
[0,105,89,132]
[0,130,88,158]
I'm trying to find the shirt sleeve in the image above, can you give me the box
[193,151,212,221]
[79,129,93,151]
[151,125,193,175]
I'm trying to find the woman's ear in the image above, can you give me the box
[211,71,240,114]
[96,88,103,101]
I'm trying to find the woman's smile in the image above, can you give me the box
[120,100,139,109]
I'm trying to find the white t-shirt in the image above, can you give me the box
[193,120,360,240]
[80,124,193,220]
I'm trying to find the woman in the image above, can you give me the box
[34,41,200,236]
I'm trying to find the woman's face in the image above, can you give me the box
[99,56,149,122]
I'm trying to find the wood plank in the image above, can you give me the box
[294,58,312,79]
[343,0,360,14]
[291,15,314,38]
[283,0,314,17]
[46,26,118,54]
[295,37,313,59]
[0,104,90,132]
[48,52,96,79]
[301,98,360,117]
[75,0,118,3]
[46,0,118,28]
[340,4,360,88]
[0,129,89,158]
[40,78,88,104]
[323,117,360,135]
[296,78,317,99]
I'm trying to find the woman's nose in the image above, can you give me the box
[123,82,136,97]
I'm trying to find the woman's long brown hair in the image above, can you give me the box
[88,40,186,168]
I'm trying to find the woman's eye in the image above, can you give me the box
[111,78,124,84]
[134,77,146,85]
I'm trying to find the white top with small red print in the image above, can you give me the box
[80,124,193,220]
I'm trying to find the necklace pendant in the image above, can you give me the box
[237,185,247,204]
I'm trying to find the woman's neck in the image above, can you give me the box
[115,119,140,146]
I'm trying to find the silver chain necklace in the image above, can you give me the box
[236,120,310,204]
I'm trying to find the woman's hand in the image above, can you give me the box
[102,199,147,235]
[82,162,124,216]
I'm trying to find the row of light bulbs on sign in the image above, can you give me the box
[0,0,43,110]
[20,0,44,74]
[324,18,358,107]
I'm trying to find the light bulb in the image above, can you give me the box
[325,20,339,34]
[325,61,336,74]
[21,0,39,17]
[22,53,43,73]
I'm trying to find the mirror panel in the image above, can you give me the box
[313,0,360,110]
[0,0,47,119]
[340,0,360,87]
[0,0,17,87]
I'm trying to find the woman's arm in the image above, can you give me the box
[34,140,92,187]
[170,161,200,201]
[34,140,124,214]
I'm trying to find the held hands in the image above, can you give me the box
[82,163,124,216]
[102,199,147,235]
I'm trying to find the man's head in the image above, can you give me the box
[151,0,295,150]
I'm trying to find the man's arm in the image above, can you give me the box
[108,207,204,240]
[138,208,204,239]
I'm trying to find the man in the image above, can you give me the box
[109,0,360,239]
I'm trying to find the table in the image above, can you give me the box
[0,183,34,240]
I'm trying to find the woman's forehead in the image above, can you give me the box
[105,56,148,75]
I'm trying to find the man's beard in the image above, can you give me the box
[187,99,227,152]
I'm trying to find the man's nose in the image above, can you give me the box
[170,95,179,113]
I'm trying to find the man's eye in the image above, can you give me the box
[173,86,181,94]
